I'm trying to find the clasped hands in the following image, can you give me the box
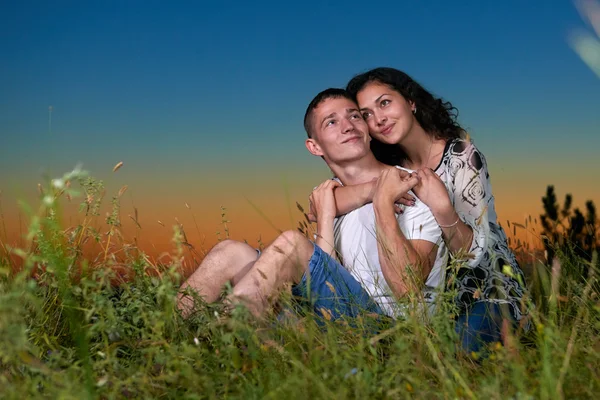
[374,167,452,216]
[307,167,453,223]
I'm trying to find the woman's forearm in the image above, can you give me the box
[433,206,474,257]
[333,181,376,216]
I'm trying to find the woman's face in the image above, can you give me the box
[356,81,416,145]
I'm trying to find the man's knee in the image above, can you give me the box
[182,239,258,284]
[270,230,313,256]
[210,239,259,261]
[267,230,314,280]
[211,239,249,253]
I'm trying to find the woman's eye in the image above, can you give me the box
[362,112,371,119]
[381,99,390,107]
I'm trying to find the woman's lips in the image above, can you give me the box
[380,123,395,135]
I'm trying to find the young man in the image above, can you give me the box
[177,89,446,320]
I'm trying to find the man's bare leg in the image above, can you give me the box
[177,239,259,316]
[227,230,314,317]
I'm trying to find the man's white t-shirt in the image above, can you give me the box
[332,168,448,318]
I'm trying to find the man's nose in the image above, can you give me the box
[341,118,355,132]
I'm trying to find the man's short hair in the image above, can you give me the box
[303,88,355,138]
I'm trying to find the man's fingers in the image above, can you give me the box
[314,179,341,192]
[323,179,342,189]
[404,175,421,189]
[417,168,434,177]
[397,168,411,179]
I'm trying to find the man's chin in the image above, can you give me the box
[337,151,371,163]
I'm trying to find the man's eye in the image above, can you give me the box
[326,120,335,126]
[351,113,361,119]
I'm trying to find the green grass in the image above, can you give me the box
[0,168,599,399]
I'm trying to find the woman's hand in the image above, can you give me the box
[413,168,454,220]
[373,168,420,209]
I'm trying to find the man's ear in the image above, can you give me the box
[305,138,324,157]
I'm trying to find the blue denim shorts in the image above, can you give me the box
[290,243,384,321]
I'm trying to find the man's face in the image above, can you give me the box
[305,97,371,164]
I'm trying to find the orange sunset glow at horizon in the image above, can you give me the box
[3,154,595,279]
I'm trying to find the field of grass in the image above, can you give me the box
[1,167,599,399]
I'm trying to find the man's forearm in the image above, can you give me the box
[316,218,337,261]
[374,201,425,298]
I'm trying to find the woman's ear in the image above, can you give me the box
[305,138,323,157]
[409,101,417,114]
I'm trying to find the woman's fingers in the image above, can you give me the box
[394,204,404,214]
[397,193,416,206]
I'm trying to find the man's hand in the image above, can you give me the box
[309,180,342,258]
[412,168,453,216]
[309,180,341,224]
[373,167,420,208]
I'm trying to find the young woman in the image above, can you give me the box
[335,67,529,352]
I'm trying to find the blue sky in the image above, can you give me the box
[0,0,598,210]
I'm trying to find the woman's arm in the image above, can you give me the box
[412,168,474,257]
[432,204,474,257]
[334,180,377,216]
[414,141,492,266]
[307,178,416,221]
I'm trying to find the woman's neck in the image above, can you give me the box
[399,126,447,170]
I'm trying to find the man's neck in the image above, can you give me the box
[329,154,386,186]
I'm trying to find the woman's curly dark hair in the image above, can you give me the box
[346,67,466,165]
